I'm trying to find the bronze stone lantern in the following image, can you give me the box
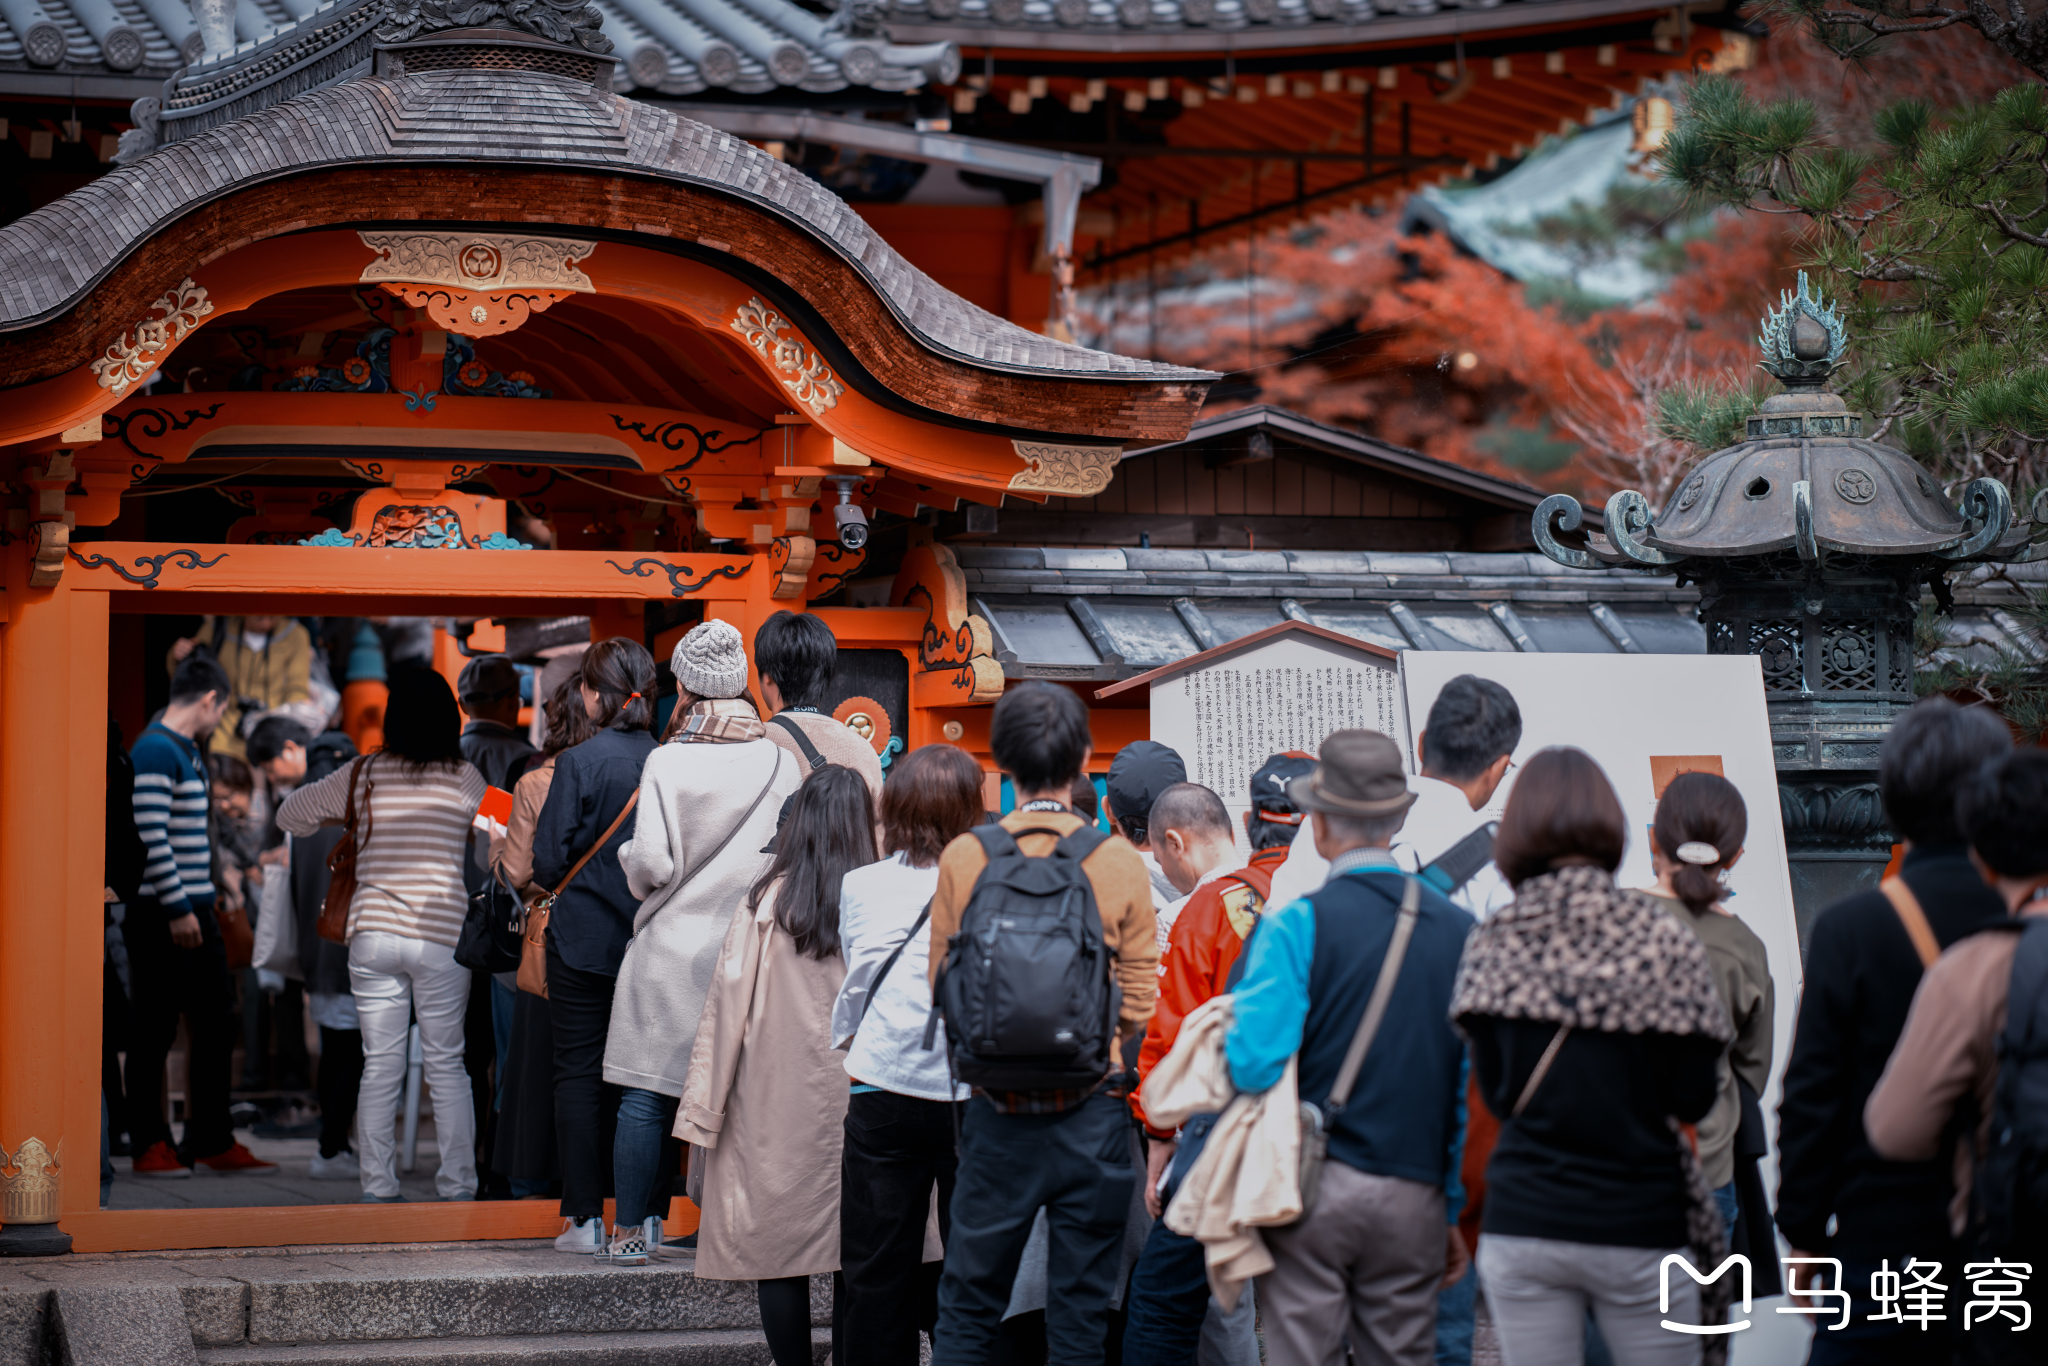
[1533,274,2031,935]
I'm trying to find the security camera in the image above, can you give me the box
[829,477,869,551]
[833,500,869,551]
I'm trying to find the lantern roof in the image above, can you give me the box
[1533,273,2037,574]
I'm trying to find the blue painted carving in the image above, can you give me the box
[276,330,550,399]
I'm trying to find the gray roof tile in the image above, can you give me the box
[0,66,1207,390]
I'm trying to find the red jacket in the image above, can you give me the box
[1131,846,1290,1137]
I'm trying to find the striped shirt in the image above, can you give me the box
[130,721,214,914]
[277,754,486,948]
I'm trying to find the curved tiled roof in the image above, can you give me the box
[877,0,1682,48]
[0,0,953,92]
[0,65,1210,388]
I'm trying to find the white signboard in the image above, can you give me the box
[1399,651,1803,1200]
[1149,631,1404,847]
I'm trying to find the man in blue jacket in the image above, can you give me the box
[1225,729,1472,1366]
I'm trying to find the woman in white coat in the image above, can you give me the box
[601,621,798,1263]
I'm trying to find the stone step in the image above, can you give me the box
[0,1241,830,1366]
[195,1327,831,1365]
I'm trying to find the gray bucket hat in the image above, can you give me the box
[1286,730,1417,817]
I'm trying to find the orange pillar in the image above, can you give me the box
[341,678,388,754]
[0,555,109,1254]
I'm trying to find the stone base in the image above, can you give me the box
[1788,851,1890,949]
[0,1224,71,1258]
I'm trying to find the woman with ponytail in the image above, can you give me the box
[1647,771,1774,1238]
[531,637,658,1253]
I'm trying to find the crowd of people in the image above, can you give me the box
[104,610,2048,1366]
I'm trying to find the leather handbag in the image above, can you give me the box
[458,859,525,975]
[1296,875,1420,1218]
[215,894,255,971]
[317,757,372,944]
[519,790,641,999]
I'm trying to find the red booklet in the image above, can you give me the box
[476,786,515,826]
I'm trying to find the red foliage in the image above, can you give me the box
[1117,205,1795,500]
[1097,20,2013,500]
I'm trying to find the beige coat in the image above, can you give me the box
[675,878,847,1281]
[490,755,556,900]
[1151,995,1304,1312]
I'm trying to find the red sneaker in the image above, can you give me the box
[193,1142,278,1175]
[132,1141,191,1178]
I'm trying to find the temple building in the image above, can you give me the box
[4,0,1754,328]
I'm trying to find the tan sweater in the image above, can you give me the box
[1866,908,2041,1238]
[927,810,1158,1043]
[490,755,556,902]
[766,710,884,803]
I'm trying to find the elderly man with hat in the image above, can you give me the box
[1224,731,1475,1366]
[457,653,537,792]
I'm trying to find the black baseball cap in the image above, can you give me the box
[1250,752,1315,824]
[1106,741,1185,840]
[457,654,520,704]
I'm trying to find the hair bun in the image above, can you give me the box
[1675,840,1721,865]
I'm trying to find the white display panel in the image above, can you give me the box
[1148,631,1405,850]
[1399,651,1803,1199]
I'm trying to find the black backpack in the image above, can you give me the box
[927,823,1120,1093]
[1973,918,2048,1253]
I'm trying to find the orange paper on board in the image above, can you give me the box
[1649,755,1724,799]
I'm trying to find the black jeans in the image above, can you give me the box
[317,1026,364,1159]
[934,1091,1136,1366]
[122,902,235,1160]
[842,1089,965,1364]
[547,938,619,1220]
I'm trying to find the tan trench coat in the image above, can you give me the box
[675,878,847,1281]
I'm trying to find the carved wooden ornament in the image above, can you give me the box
[892,542,1004,705]
[359,231,596,337]
[1008,441,1121,497]
[90,277,214,395]
[1,1137,60,1224]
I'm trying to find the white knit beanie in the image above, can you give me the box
[672,619,749,700]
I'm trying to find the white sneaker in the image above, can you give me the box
[645,1216,690,1260]
[604,1222,649,1266]
[554,1216,605,1254]
[309,1150,359,1181]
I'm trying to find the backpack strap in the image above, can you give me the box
[1053,825,1108,863]
[1225,861,1275,902]
[972,823,1086,860]
[769,713,829,772]
[972,824,1023,860]
[1881,876,1941,970]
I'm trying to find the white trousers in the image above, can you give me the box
[349,930,476,1201]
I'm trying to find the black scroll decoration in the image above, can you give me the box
[603,557,752,598]
[607,415,755,473]
[809,541,865,600]
[104,403,225,473]
[70,548,228,588]
[901,583,979,698]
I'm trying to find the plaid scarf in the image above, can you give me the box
[1452,865,1737,1359]
[666,697,766,745]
